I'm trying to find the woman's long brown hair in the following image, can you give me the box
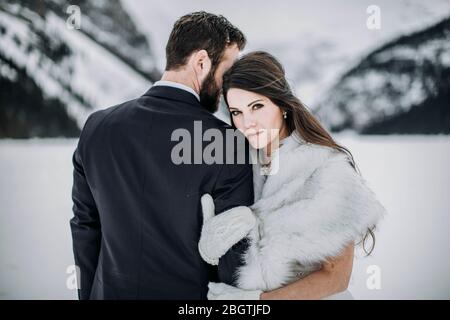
[222,51,376,255]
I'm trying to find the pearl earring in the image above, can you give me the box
[283,111,288,119]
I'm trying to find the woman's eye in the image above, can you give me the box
[252,103,264,110]
[231,110,241,116]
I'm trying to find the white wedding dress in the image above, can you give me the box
[323,290,355,300]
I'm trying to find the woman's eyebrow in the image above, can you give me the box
[247,99,264,107]
[229,99,264,110]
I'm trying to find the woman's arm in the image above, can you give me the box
[260,243,354,300]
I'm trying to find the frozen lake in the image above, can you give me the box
[0,135,449,299]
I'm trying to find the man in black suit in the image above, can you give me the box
[70,12,253,299]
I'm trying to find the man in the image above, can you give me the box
[70,11,253,300]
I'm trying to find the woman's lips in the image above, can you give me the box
[245,129,264,139]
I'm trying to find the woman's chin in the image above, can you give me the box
[248,137,269,150]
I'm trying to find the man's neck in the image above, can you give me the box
[161,71,200,95]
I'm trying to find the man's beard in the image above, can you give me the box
[199,70,221,113]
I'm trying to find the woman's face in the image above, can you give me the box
[227,88,287,150]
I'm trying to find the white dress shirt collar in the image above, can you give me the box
[153,80,200,101]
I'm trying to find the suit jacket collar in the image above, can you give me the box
[143,85,203,109]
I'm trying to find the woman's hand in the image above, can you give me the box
[198,194,256,265]
[207,282,262,300]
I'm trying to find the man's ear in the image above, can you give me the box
[192,49,212,85]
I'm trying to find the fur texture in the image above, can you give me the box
[236,134,386,291]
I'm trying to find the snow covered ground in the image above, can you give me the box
[0,135,449,299]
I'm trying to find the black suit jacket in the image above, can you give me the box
[70,86,254,300]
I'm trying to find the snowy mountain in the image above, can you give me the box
[123,0,450,134]
[315,16,450,134]
[2,0,449,137]
[0,0,158,138]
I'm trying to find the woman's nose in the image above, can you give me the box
[243,113,256,129]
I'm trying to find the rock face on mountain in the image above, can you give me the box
[315,17,450,134]
[0,0,159,138]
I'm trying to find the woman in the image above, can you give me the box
[198,51,386,300]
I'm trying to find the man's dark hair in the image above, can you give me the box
[165,11,246,71]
